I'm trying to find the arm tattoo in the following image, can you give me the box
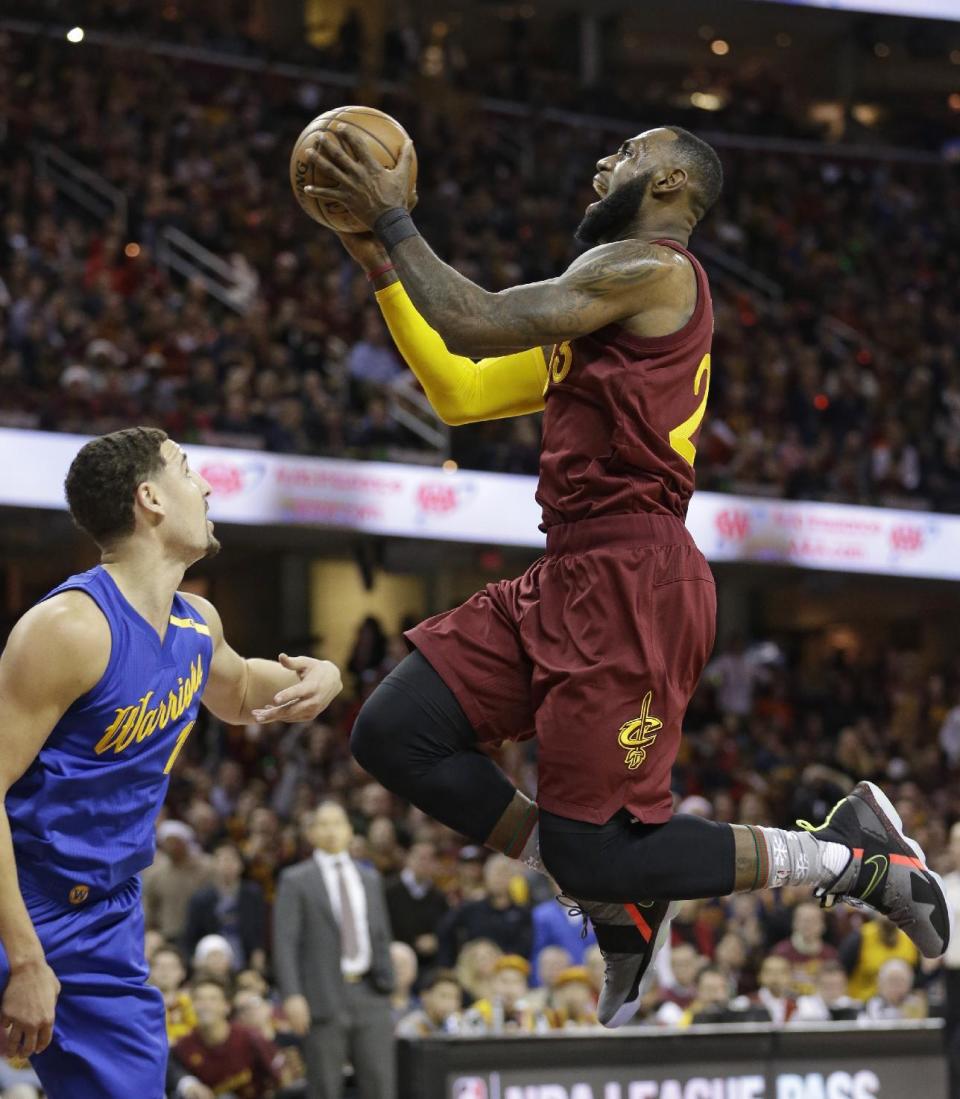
[390,235,666,354]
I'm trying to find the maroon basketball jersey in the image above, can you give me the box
[537,239,713,528]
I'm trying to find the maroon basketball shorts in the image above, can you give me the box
[406,513,717,825]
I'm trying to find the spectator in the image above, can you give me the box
[682,966,734,1026]
[347,616,388,690]
[530,887,597,972]
[142,820,211,943]
[192,934,238,990]
[438,854,532,966]
[183,841,267,972]
[366,815,405,878]
[461,955,550,1034]
[526,946,573,1012]
[860,958,926,1021]
[794,961,862,1022]
[395,969,465,1037]
[654,944,704,1024]
[232,990,307,1094]
[705,636,766,720]
[148,944,196,1044]
[345,308,403,388]
[533,945,573,996]
[273,801,395,1099]
[939,697,960,768]
[841,916,919,1002]
[170,979,283,1099]
[714,932,753,997]
[771,900,840,996]
[548,966,599,1029]
[453,846,487,904]
[747,955,797,1024]
[454,939,503,1005]
[389,941,420,1025]
[385,839,449,970]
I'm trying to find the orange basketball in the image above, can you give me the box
[289,106,417,234]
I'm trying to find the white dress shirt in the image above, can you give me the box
[313,849,372,978]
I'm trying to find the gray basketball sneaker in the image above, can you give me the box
[561,896,678,1027]
[798,780,952,958]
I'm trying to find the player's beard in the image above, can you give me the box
[575,172,652,245]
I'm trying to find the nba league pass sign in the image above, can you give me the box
[448,1057,942,1099]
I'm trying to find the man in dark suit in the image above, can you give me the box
[274,801,395,1099]
[183,842,267,971]
[385,839,448,971]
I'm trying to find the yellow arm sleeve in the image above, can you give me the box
[374,281,548,426]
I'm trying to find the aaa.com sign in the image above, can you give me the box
[2,428,960,580]
[689,495,957,581]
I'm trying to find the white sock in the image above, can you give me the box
[756,826,851,889]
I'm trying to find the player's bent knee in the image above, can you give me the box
[349,700,390,777]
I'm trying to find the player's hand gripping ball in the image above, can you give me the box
[290,106,417,233]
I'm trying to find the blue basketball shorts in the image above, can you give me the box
[0,877,167,1099]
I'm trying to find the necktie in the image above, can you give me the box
[336,859,359,961]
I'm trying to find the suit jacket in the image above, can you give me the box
[273,856,394,1021]
[182,880,267,964]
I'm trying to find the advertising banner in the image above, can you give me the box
[748,0,960,21]
[1,429,959,582]
[399,1024,946,1099]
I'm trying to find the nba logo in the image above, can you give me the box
[452,1078,488,1099]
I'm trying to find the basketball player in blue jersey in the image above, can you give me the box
[0,427,343,1099]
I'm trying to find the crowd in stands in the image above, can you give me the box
[3,614,959,1097]
[1,27,959,511]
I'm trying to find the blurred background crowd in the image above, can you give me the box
[1,12,959,509]
[4,613,960,1097]
[2,0,960,1096]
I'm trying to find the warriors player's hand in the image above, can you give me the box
[251,654,342,723]
[305,130,417,229]
[1,956,60,1057]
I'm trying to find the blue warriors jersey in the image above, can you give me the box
[6,566,212,906]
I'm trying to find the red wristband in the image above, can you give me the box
[366,262,396,282]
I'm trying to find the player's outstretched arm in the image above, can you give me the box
[180,594,342,726]
[0,593,110,1058]
[307,131,682,356]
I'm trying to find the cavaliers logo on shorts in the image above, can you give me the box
[618,692,662,770]
[68,884,90,905]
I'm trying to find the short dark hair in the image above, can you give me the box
[421,969,462,994]
[64,427,168,547]
[192,977,228,998]
[665,126,723,220]
[152,944,186,967]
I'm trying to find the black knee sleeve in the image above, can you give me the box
[350,650,516,841]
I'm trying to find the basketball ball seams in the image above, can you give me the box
[329,120,396,163]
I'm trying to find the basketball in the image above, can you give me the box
[289,106,417,234]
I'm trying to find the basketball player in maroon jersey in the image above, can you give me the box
[307,126,950,1026]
